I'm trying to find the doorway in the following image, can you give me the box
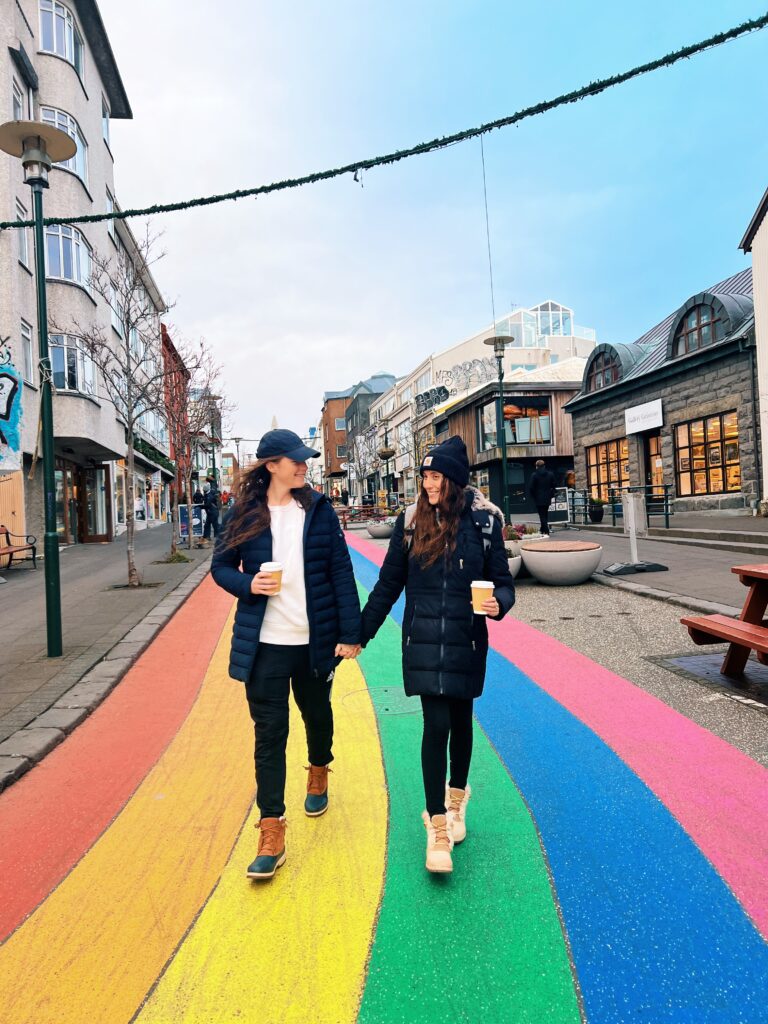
[81,465,112,542]
[55,458,79,544]
[644,433,665,496]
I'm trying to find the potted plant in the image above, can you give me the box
[588,497,605,524]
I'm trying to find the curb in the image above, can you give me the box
[591,572,741,617]
[0,558,212,794]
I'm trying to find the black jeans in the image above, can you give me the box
[420,695,474,817]
[536,504,550,535]
[203,509,220,539]
[245,643,334,818]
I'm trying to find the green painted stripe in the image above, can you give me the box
[356,585,581,1024]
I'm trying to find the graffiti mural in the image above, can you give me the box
[435,356,497,394]
[0,337,23,472]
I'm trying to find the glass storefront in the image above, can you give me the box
[478,398,551,450]
[674,411,740,496]
[585,438,630,501]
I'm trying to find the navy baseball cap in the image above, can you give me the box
[257,428,319,462]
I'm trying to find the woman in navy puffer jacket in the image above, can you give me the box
[211,429,361,882]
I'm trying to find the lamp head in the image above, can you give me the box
[0,121,77,187]
[484,335,508,360]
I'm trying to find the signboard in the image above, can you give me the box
[0,357,23,473]
[625,399,662,435]
[178,503,204,539]
[548,486,570,524]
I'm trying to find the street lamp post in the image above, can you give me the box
[378,421,395,509]
[484,335,510,522]
[0,121,77,657]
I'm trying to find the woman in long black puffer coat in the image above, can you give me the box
[360,435,515,874]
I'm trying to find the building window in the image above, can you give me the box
[585,438,629,501]
[673,304,725,357]
[45,224,91,289]
[106,189,116,241]
[477,398,550,450]
[334,417,346,430]
[416,369,431,393]
[40,107,87,184]
[50,334,95,395]
[336,444,346,458]
[40,0,84,76]
[102,98,110,145]
[21,319,35,384]
[586,351,621,392]
[675,412,740,496]
[16,199,30,268]
[109,284,124,336]
[12,77,24,119]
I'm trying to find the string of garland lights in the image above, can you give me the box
[2,10,767,233]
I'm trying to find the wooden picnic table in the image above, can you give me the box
[681,563,768,679]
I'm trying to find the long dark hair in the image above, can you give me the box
[409,477,466,568]
[221,457,312,549]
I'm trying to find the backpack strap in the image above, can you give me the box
[403,503,417,548]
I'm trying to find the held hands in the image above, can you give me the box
[250,571,280,596]
[335,643,362,660]
[482,597,500,617]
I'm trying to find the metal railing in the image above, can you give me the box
[568,486,673,529]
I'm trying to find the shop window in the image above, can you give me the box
[586,351,621,392]
[585,438,629,501]
[674,411,739,496]
[673,304,725,357]
[477,398,550,450]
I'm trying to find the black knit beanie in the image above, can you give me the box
[419,435,470,487]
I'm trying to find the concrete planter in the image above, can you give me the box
[367,522,394,539]
[520,540,602,586]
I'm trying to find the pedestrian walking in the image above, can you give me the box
[360,435,515,873]
[529,459,557,535]
[211,429,361,881]
[201,477,221,545]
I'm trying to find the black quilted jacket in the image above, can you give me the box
[211,489,361,682]
[360,489,515,699]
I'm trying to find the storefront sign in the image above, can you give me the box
[625,399,662,435]
[0,354,23,473]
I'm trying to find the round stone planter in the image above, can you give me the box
[507,555,522,578]
[520,540,602,586]
[367,522,394,539]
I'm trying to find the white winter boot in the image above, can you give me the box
[445,783,471,843]
[422,811,453,873]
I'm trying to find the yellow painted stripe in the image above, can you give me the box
[134,659,388,1024]
[0,607,255,1024]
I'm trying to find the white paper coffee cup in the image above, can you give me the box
[261,561,284,593]
[471,580,494,614]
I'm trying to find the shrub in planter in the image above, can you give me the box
[588,498,605,524]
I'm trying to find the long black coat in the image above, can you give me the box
[529,468,556,506]
[360,490,515,699]
[211,489,361,682]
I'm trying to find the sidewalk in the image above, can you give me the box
[0,525,210,744]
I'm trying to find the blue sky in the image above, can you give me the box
[102,0,768,449]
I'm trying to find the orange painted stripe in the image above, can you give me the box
[0,574,233,942]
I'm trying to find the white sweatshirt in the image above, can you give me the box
[259,499,310,645]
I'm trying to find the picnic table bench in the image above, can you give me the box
[0,525,37,570]
[681,563,768,679]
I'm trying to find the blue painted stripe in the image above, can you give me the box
[351,546,768,1024]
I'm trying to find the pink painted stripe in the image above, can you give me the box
[346,530,768,939]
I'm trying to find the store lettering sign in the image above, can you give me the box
[625,398,662,435]
[0,346,23,472]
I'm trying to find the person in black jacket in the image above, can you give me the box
[211,429,361,881]
[360,435,515,874]
[529,459,557,535]
[201,477,221,545]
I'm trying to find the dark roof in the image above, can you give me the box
[323,372,395,404]
[75,0,132,118]
[573,267,753,405]
[740,186,768,253]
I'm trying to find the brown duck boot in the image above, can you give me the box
[422,811,453,873]
[246,817,287,880]
[445,783,472,843]
[304,764,331,817]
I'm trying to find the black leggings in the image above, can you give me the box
[420,695,474,817]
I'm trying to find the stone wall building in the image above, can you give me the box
[565,269,760,512]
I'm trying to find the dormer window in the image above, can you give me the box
[672,304,725,357]
[586,351,621,392]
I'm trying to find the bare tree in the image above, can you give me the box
[346,426,378,502]
[54,226,198,586]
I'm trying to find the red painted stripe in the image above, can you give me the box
[347,530,768,938]
[0,575,233,942]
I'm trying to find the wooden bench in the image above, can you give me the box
[681,563,768,679]
[0,525,37,571]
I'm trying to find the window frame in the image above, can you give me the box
[16,199,30,268]
[334,417,346,431]
[672,304,725,357]
[106,188,116,241]
[40,106,88,185]
[21,319,35,384]
[39,0,84,78]
[101,97,110,146]
[585,437,630,501]
[49,333,96,396]
[586,351,621,392]
[45,223,92,292]
[12,77,24,119]
[674,411,740,496]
